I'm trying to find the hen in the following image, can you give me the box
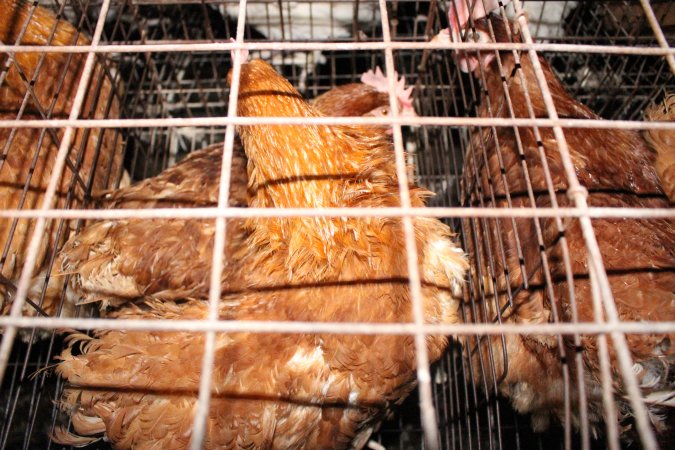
[0,0,124,316]
[644,94,675,203]
[442,0,675,440]
[39,66,414,316]
[54,57,466,448]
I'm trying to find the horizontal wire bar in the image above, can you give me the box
[1,116,674,130]
[1,41,674,56]
[1,316,673,335]
[0,206,672,220]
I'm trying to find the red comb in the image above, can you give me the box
[361,67,415,115]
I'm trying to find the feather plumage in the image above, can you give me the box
[445,0,675,440]
[54,59,466,448]
[45,73,412,313]
[644,94,675,203]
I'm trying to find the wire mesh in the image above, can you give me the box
[0,0,674,449]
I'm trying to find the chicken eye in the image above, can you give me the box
[380,108,389,116]
[470,30,488,43]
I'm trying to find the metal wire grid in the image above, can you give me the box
[552,2,674,120]
[0,0,674,449]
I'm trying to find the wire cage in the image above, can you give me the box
[0,0,673,449]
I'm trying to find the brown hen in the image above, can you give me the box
[444,0,675,439]
[644,94,675,203]
[311,66,416,120]
[43,68,413,314]
[54,58,466,448]
[0,0,124,316]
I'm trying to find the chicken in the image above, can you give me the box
[312,67,416,120]
[53,56,467,448]
[442,0,675,439]
[0,0,124,316]
[644,94,675,203]
[31,143,248,317]
[36,67,414,318]
[96,66,414,211]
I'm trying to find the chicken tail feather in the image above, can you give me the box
[51,426,101,447]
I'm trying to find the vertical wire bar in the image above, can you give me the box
[450,36,490,447]
[589,262,620,450]
[187,1,247,447]
[490,6,588,448]
[377,1,440,449]
[0,0,113,384]
[461,9,563,447]
[437,61,473,450]
[510,1,659,448]
[639,0,675,74]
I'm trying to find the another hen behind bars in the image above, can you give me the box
[443,0,675,440]
[0,0,124,316]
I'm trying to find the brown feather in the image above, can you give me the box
[310,83,389,117]
[644,93,675,203]
[0,0,124,317]
[51,77,410,312]
[97,142,249,209]
[0,0,89,115]
[54,59,467,449]
[459,13,675,437]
